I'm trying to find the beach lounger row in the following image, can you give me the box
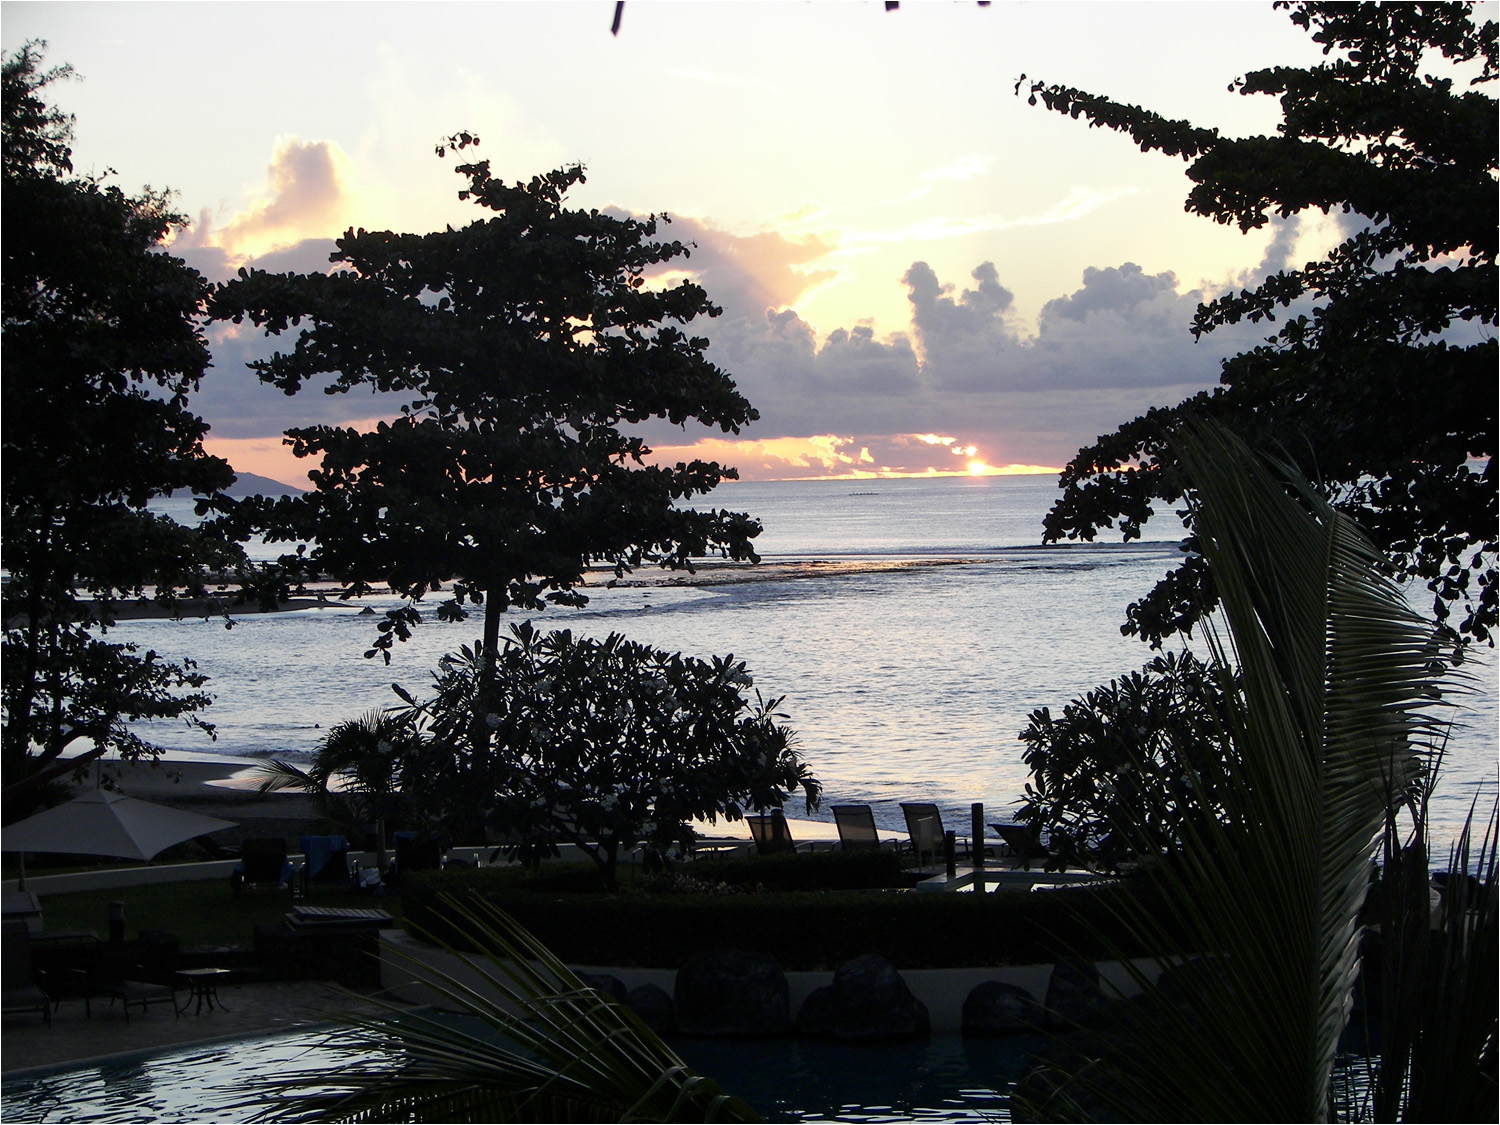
[747,804,1052,871]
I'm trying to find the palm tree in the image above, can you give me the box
[246,421,1491,1122]
[256,708,440,841]
[1011,420,1468,1121]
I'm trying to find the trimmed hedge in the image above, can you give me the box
[403,863,1177,971]
[669,848,907,891]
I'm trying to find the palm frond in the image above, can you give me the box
[253,757,314,795]
[1017,421,1451,1121]
[242,892,759,1123]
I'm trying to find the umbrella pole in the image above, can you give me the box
[17,851,25,892]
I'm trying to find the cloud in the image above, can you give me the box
[684,254,1264,474]
[920,154,996,184]
[200,138,356,263]
[650,215,838,316]
[848,185,1139,245]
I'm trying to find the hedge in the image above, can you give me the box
[402,860,1179,971]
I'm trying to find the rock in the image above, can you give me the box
[962,980,1044,1035]
[624,983,676,1035]
[577,971,627,1003]
[1044,956,1103,1030]
[796,953,929,1041]
[674,949,791,1036]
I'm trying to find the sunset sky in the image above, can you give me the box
[5,2,1364,485]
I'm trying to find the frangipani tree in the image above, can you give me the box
[399,624,820,890]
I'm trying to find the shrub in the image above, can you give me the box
[402,865,1182,971]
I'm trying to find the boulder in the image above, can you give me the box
[796,953,929,1040]
[674,949,791,1036]
[624,983,676,1035]
[962,980,1044,1035]
[1044,956,1103,1030]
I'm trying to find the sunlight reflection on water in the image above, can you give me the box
[128,476,1495,852]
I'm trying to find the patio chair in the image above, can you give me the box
[43,939,179,1023]
[899,802,970,871]
[300,835,354,894]
[831,804,882,852]
[746,810,801,856]
[232,837,294,898]
[2,920,52,1027]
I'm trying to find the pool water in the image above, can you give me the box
[1,1026,1033,1123]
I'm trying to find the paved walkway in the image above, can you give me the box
[2,979,407,1079]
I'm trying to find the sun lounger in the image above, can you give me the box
[831,804,882,851]
[390,832,444,883]
[746,810,804,856]
[900,802,962,871]
[300,835,354,894]
[2,921,52,1026]
[991,821,1051,870]
[232,837,294,897]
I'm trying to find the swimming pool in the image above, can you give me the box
[1,1025,1034,1123]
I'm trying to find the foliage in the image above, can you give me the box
[397,624,821,890]
[1011,420,1444,1121]
[247,893,759,1123]
[1020,1,1497,651]
[401,865,1177,971]
[1,43,239,809]
[1355,777,1498,1121]
[207,144,762,685]
[1017,651,1238,872]
[651,847,904,893]
[254,708,447,839]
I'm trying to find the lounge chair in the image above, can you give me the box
[386,831,447,885]
[991,821,1051,870]
[44,940,179,1023]
[746,810,801,856]
[232,837,294,898]
[2,921,52,1027]
[899,802,971,871]
[831,805,882,852]
[300,835,354,894]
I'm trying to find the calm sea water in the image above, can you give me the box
[130,475,1495,849]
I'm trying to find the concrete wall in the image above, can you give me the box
[378,928,1154,1035]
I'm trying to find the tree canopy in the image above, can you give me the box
[1,43,238,808]
[1021,1,1497,651]
[208,145,762,682]
[396,625,819,891]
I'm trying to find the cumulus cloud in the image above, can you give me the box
[214,138,355,259]
[688,254,1269,475]
[650,215,837,316]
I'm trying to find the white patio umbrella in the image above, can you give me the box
[3,789,236,887]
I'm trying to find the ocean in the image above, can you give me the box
[131,474,1495,849]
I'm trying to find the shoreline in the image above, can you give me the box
[54,754,840,843]
[81,556,1000,622]
[41,541,1187,624]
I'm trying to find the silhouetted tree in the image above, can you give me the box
[1022,1,1496,652]
[1,43,238,809]
[210,138,762,774]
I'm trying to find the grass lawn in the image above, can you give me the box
[34,882,403,948]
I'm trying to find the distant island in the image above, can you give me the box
[225,471,306,498]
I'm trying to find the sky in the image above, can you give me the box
[4,1,1375,485]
